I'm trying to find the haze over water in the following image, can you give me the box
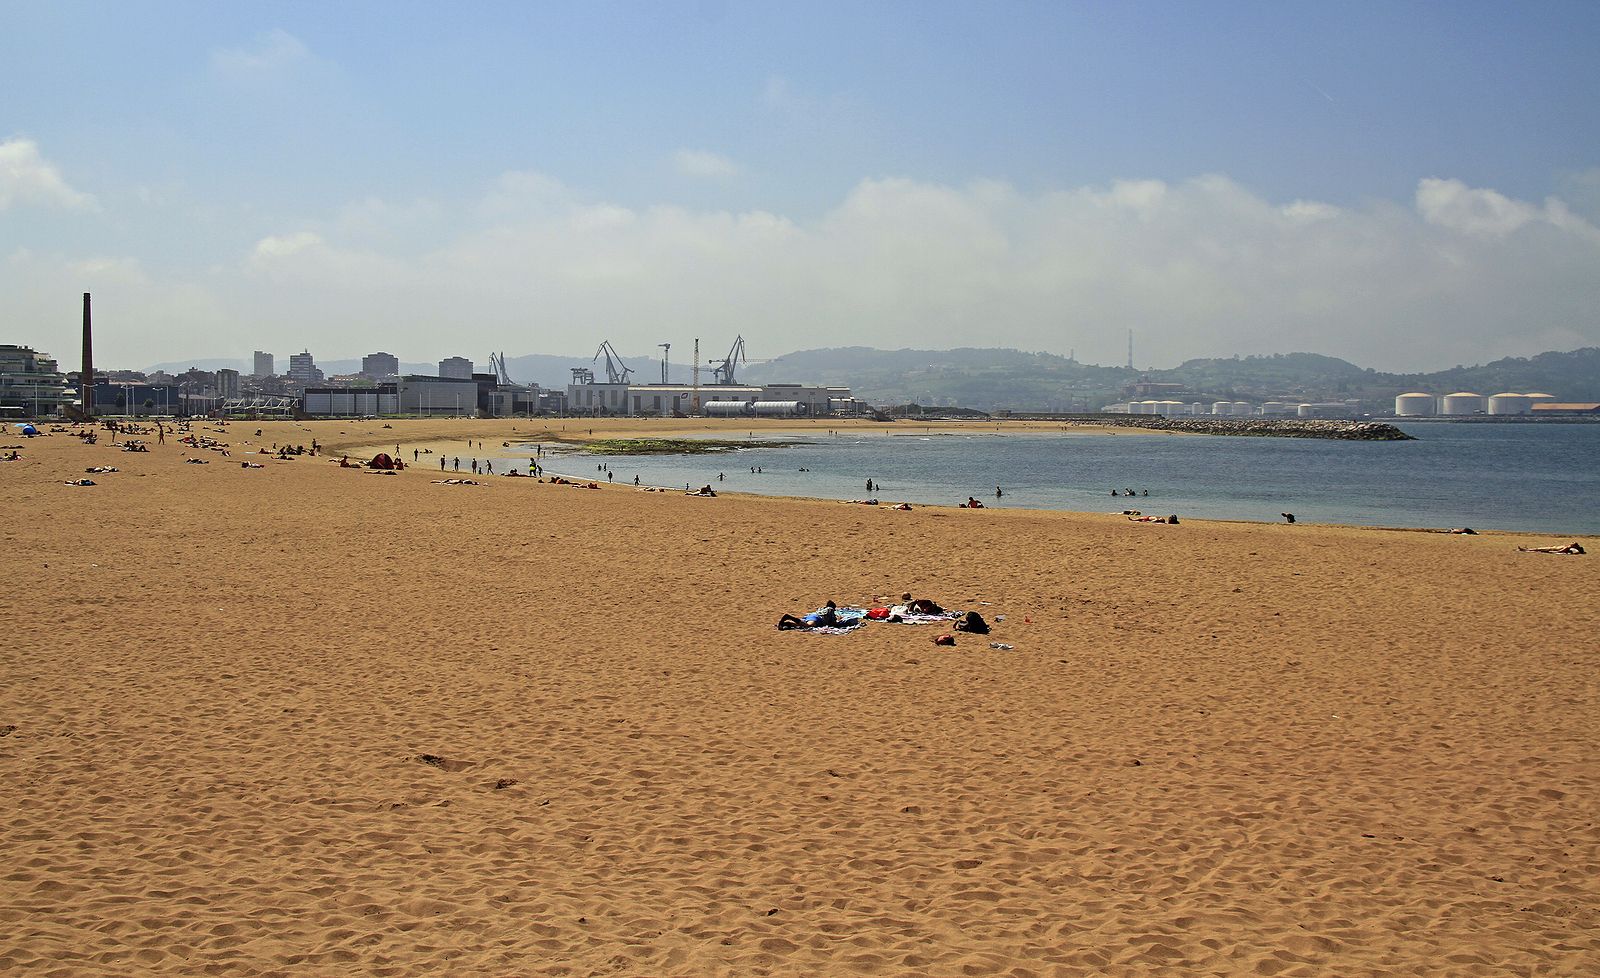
[525,423,1600,535]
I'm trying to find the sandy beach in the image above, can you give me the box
[2,417,1597,977]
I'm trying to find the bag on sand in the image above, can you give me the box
[953,611,989,634]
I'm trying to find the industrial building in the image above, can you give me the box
[565,381,853,417]
[304,385,400,417]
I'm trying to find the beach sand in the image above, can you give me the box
[3,418,1597,976]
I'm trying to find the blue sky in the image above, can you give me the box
[3,1,1599,369]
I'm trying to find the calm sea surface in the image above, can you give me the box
[508,421,1599,534]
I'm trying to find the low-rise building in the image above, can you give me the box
[398,375,479,416]
[564,381,851,417]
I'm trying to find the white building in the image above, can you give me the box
[438,357,474,380]
[0,345,72,417]
[566,381,851,417]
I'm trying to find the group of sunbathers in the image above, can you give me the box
[778,593,949,630]
[1518,543,1585,554]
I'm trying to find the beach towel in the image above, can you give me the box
[801,607,867,634]
[888,605,963,625]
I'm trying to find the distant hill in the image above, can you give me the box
[143,346,1600,410]
[745,346,1600,411]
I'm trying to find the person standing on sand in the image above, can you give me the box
[440,457,446,471]
[453,457,460,472]
[471,459,478,474]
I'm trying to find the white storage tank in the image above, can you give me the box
[1157,400,1185,414]
[703,400,752,416]
[1212,401,1233,416]
[1260,401,1287,415]
[1394,393,1435,416]
[1190,402,1204,415]
[1233,401,1254,416]
[1440,392,1486,415]
[1488,393,1533,415]
[751,400,807,416]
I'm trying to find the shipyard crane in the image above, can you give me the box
[709,335,747,385]
[489,351,514,385]
[592,341,634,384]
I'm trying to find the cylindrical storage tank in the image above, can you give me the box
[1189,402,1204,415]
[1488,393,1532,415]
[751,400,807,416]
[1260,401,1286,416]
[1295,403,1315,417]
[703,400,751,416]
[1157,400,1184,414]
[1440,392,1485,415]
[1212,401,1232,415]
[1233,401,1254,416]
[1395,393,1435,416]
[1143,399,1163,414]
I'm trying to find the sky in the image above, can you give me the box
[3,1,1599,372]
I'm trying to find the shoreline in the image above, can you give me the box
[202,417,1591,537]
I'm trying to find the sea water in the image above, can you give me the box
[512,422,1600,534]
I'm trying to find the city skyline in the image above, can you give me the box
[3,2,1598,371]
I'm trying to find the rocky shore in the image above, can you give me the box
[1068,416,1416,440]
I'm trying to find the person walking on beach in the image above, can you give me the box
[634,474,640,486]
[486,461,493,475]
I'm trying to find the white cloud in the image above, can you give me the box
[210,29,310,80]
[0,138,96,211]
[252,230,324,259]
[1416,178,1539,236]
[673,149,740,179]
[7,171,1599,371]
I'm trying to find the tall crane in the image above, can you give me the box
[593,341,634,384]
[710,334,747,385]
[489,351,513,385]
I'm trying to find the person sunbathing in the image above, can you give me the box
[899,593,944,615]
[1518,543,1585,554]
[777,600,839,630]
[1129,514,1179,524]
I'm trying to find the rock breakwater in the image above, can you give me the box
[1073,417,1416,440]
